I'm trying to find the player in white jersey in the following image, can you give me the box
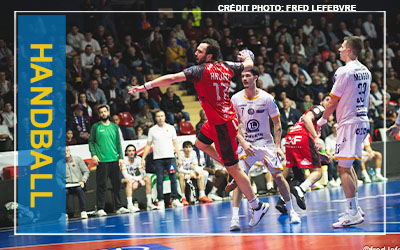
[178,141,213,205]
[228,68,300,231]
[317,36,370,228]
[121,144,159,212]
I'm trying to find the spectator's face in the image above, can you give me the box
[0,72,5,80]
[298,75,305,83]
[128,47,136,55]
[93,69,101,78]
[155,111,166,124]
[71,26,78,34]
[199,110,207,120]
[313,76,321,85]
[66,147,71,158]
[258,65,265,73]
[320,96,331,108]
[85,32,92,41]
[90,80,98,90]
[130,77,138,86]
[79,93,87,103]
[137,126,143,134]
[167,88,174,98]
[112,115,120,125]
[304,95,311,102]
[183,145,193,155]
[112,56,119,65]
[74,108,83,117]
[332,124,338,134]
[171,39,178,47]
[141,91,148,99]
[291,64,299,73]
[5,103,12,112]
[85,46,93,54]
[280,77,288,86]
[126,146,136,158]
[283,98,291,108]
[371,82,378,92]
[66,130,73,139]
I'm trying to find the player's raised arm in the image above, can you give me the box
[129,72,187,94]
[237,49,254,72]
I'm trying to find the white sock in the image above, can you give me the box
[146,194,152,204]
[232,206,239,219]
[346,197,357,216]
[127,197,133,206]
[267,182,274,190]
[210,186,218,194]
[199,190,206,197]
[249,197,261,210]
[300,179,312,192]
[361,170,369,179]
[285,199,294,213]
[375,168,382,176]
[181,193,186,199]
[355,192,359,208]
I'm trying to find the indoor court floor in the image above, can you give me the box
[0,179,399,249]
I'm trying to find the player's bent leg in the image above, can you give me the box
[195,139,223,165]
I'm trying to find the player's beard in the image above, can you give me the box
[196,55,207,65]
[100,115,109,122]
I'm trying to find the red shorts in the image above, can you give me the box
[285,134,320,169]
[198,119,239,166]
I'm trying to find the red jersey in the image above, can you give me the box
[286,105,325,138]
[184,62,244,125]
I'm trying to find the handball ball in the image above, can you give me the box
[238,49,255,62]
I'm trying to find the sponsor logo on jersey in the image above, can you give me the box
[300,158,312,166]
[246,119,260,132]
[248,108,255,115]
[256,109,265,113]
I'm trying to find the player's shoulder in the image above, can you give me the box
[231,89,245,101]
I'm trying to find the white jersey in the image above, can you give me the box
[121,156,145,180]
[330,60,371,125]
[231,89,280,147]
[180,150,199,171]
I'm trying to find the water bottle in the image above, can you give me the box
[369,167,374,177]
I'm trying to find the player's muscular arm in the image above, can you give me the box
[303,112,319,139]
[322,97,339,120]
[129,72,187,93]
[272,116,285,159]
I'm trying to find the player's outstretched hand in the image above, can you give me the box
[128,85,146,94]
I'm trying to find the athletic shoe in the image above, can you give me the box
[116,207,130,214]
[374,175,388,182]
[339,207,365,218]
[208,193,223,201]
[357,179,364,186]
[249,202,269,227]
[289,210,301,224]
[292,186,306,210]
[199,196,213,203]
[332,211,364,228]
[147,202,159,211]
[275,197,288,214]
[172,199,184,208]
[81,211,88,219]
[327,179,340,188]
[311,182,324,190]
[230,217,240,231]
[96,209,107,217]
[336,178,341,186]
[181,198,190,206]
[157,200,165,210]
[363,175,372,184]
[225,179,237,193]
[128,203,140,213]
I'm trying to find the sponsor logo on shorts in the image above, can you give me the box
[355,128,369,135]
[285,135,302,145]
[300,158,312,165]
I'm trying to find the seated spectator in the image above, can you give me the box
[111,114,135,141]
[377,93,398,128]
[66,129,78,146]
[274,76,294,101]
[310,64,328,85]
[81,30,101,55]
[273,68,295,87]
[324,51,343,74]
[104,77,124,116]
[80,45,96,80]
[122,46,149,83]
[90,68,110,90]
[65,146,90,219]
[121,144,159,212]
[67,24,85,52]
[178,141,213,205]
[320,114,336,140]
[2,103,14,133]
[160,87,190,125]
[0,71,9,98]
[304,36,318,61]
[67,104,91,144]
[105,35,123,58]
[289,62,312,87]
[308,53,325,73]
[309,28,329,51]
[68,55,86,91]
[136,126,148,140]
[183,18,203,43]
[301,95,313,113]
[149,31,166,74]
[368,98,381,139]
[302,17,314,36]
[108,55,131,88]
[123,76,140,113]
[310,75,326,100]
[387,67,400,100]
[293,75,314,106]
[359,134,386,183]
[134,104,154,135]
[257,64,274,91]
[324,123,340,188]
[86,79,107,106]
[186,39,198,66]
[280,98,301,136]
[75,92,93,120]
[138,91,160,119]
[277,92,296,109]
[0,115,12,151]
[166,38,187,73]
[100,45,112,69]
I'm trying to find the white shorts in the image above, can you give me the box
[237,144,283,174]
[335,122,369,168]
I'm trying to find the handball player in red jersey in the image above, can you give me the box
[129,38,269,227]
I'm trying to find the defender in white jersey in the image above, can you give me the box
[228,68,300,231]
[317,36,370,228]
[121,145,159,212]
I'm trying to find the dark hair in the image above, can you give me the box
[247,67,260,77]
[97,104,109,112]
[344,36,363,57]
[201,38,220,61]
[125,144,136,156]
[322,94,331,101]
[182,141,193,148]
